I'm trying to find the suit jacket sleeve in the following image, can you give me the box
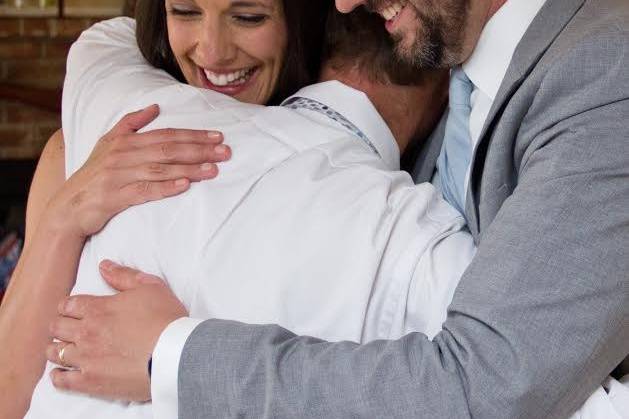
[176,25,629,419]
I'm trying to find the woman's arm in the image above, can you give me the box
[0,106,227,417]
[0,130,80,418]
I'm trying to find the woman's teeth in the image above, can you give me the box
[204,68,254,87]
[381,1,405,21]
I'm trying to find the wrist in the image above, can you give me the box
[41,196,87,241]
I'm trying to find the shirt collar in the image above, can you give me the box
[283,81,400,170]
[462,0,547,101]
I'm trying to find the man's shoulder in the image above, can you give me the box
[546,0,628,75]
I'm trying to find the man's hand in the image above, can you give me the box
[46,261,188,401]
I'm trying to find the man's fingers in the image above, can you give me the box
[49,317,82,343]
[109,105,161,136]
[99,260,164,292]
[46,342,79,369]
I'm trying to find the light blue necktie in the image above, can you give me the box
[437,67,474,216]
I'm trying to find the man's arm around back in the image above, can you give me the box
[176,29,629,419]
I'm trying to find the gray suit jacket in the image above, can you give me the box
[177,0,629,417]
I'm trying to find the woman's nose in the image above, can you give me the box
[197,23,238,66]
[335,0,364,13]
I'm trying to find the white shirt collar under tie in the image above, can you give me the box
[462,0,547,101]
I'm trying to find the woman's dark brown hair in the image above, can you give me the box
[134,0,330,105]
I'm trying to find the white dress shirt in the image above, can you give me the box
[26,17,475,419]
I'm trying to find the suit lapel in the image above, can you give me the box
[465,0,586,238]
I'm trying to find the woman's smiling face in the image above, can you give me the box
[165,0,288,105]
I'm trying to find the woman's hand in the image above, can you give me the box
[47,104,231,238]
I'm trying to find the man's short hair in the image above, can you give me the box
[323,5,426,86]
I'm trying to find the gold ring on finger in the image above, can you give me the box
[58,344,70,368]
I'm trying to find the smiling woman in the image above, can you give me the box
[136,0,327,105]
[0,0,331,417]
[166,0,287,105]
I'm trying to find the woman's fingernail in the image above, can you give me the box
[175,178,189,187]
[200,163,216,172]
[215,145,229,155]
[207,131,222,139]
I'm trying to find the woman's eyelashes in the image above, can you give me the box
[168,7,201,17]
[168,8,268,25]
[233,14,269,25]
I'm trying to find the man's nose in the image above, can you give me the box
[335,0,365,13]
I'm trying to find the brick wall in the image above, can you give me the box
[0,16,99,159]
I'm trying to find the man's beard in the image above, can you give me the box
[366,0,469,69]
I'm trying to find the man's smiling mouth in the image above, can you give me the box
[378,0,407,22]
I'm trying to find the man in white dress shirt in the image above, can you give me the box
[27,9,478,419]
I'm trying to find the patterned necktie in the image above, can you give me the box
[437,67,474,216]
[283,96,381,157]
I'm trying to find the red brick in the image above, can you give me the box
[4,59,66,89]
[0,144,41,159]
[4,101,58,124]
[0,19,22,38]
[0,126,32,147]
[42,39,72,59]
[55,18,90,38]
[21,18,51,38]
[0,40,42,60]
[0,101,7,123]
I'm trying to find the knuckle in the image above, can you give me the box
[161,128,177,138]
[146,162,165,176]
[101,131,117,144]
[159,143,175,160]
[134,181,153,196]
